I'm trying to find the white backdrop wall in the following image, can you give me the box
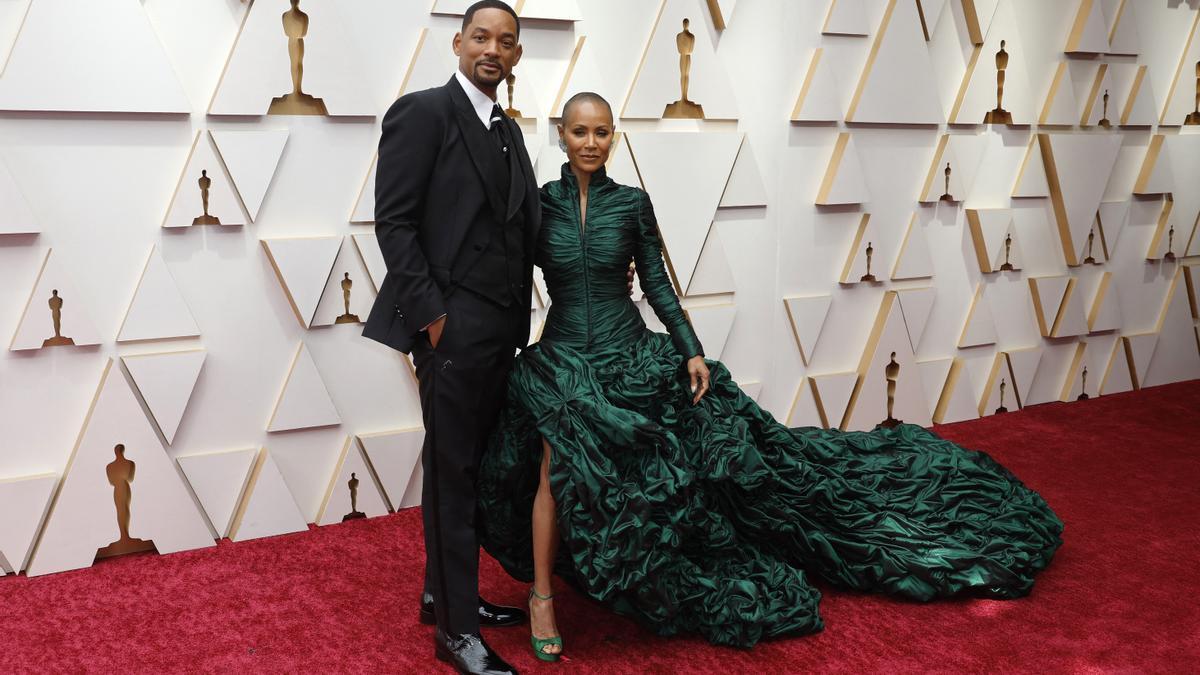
[1,0,1198,575]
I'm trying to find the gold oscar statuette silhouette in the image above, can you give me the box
[1084,227,1098,265]
[1164,224,1176,262]
[662,18,705,119]
[995,377,1009,414]
[42,289,75,347]
[342,471,366,521]
[504,73,522,118]
[939,162,954,202]
[335,272,361,324]
[1076,366,1090,401]
[1000,232,1015,271]
[860,241,878,283]
[983,40,1013,125]
[96,444,155,560]
[879,352,903,428]
[1184,60,1200,126]
[192,169,221,225]
[268,0,328,116]
[1099,89,1112,129]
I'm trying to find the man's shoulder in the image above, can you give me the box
[384,83,453,120]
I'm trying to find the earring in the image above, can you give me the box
[558,138,568,152]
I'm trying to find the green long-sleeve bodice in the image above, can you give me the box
[537,165,702,359]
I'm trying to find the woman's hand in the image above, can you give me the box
[687,356,709,405]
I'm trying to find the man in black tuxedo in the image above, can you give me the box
[362,2,535,673]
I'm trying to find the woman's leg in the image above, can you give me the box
[530,437,561,654]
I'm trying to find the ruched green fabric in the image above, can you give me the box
[478,165,1063,648]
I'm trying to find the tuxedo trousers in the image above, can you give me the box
[409,287,525,635]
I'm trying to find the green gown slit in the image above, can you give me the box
[478,164,1062,648]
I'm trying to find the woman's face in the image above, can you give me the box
[558,100,614,176]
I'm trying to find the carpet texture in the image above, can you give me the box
[2,380,1197,673]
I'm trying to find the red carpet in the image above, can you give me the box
[3,380,1198,673]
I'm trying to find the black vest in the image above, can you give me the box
[456,122,526,307]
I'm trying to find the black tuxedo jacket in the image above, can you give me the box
[362,76,540,354]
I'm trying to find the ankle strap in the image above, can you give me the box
[529,587,555,601]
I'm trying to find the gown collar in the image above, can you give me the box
[560,162,611,193]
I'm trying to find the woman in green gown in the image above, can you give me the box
[477,93,1062,657]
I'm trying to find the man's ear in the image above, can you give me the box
[452,32,462,57]
[512,43,523,67]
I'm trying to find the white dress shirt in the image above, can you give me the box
[454,69,500,129]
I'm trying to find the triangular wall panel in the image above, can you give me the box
[316,437,389,526]
[816,133,869,206]
[261,236,343,329]
[846,0,943,124]
[0,473,55,574]
[209,129,289,222]
[0,151,37,234]
[228,448,309,542]
[791,48,842,123]
[163,131,245,229]
[118,246,201,343]
[177,449,257,539]
[267,342,341,433]
[359,429,424,511]
[122,349,207,445]
[10,249,102,351]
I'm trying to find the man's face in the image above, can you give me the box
[453,8,522,93]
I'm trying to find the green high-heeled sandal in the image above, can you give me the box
[528,588,564,663]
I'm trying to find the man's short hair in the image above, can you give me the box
[462,0,521,37]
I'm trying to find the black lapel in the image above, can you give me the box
[446,76,507,220]
[505,117,528,222]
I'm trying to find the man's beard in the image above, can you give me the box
[473,60,506,87]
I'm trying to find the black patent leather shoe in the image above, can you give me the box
[420,592,527,628]
[434,629,518,675]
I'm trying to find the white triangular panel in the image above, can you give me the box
[1004,347,1043,407]
[0,0,31,78]
[816,133,869,206]
[1055,343,1087,401]
[1144,272,1200,386]
[316,437,389,526]
[1098,336,1134,395]
[352,233,388,294]
[118,247,201,343]
[398,28,459,97]
[958,283,998,348]
[846,0,943,124]
[1159,11,1200,125]
[686,228,736,296]
[228,448,309,542]
[919,135,968,203]
[1086,272,1122,333]
[622,0,738,120]
[891,215,934,281]
[1104,0,1139,55]
[927,358,978,424]
[0,474,55,574]
[552,36,611,118]
[163,131,245,229]
[720,139,767,207]
[1145,197,1178,261]
[122,349,206,445]
[350,153,376,224]
[810,372,859,429]
[1039,63,1080,126]
[1113,64,1156,126]
[26,360,215,577]
[1125,332,1157,388]
[823,0,868,36]
[267,343,341,433]
[1029,275,1071,336]
[785,379,824,427]
[916,0,949,39]
[209,0,373,116]
[1053,279,1090,338]
[261,236,343,328]
[783,295,832,365]
[961,0,1000,44]
[624,131,742,293]
[517,0,582,21]
[312,238,376,328]
[1096,201,1129,259]
[1133,135,1174,195]
[606,133,643,191]
[950,0,1034,125]
[844,293,932,431]
[0,0,189,113]
[966,208,1021,274]
[896,287,936,352]
[1066,0,1111,54]
[0,152,37,234]
[359,428,424,511]
[177,449,257,539]
[687,304,736,360]
[975,353,1011,417]
[791,48,841,123]
[209,129,289,222]
[839,214,884,284]
[1012,138,1049,198]
[10,249,102,351]
[1040,133,1122,266]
